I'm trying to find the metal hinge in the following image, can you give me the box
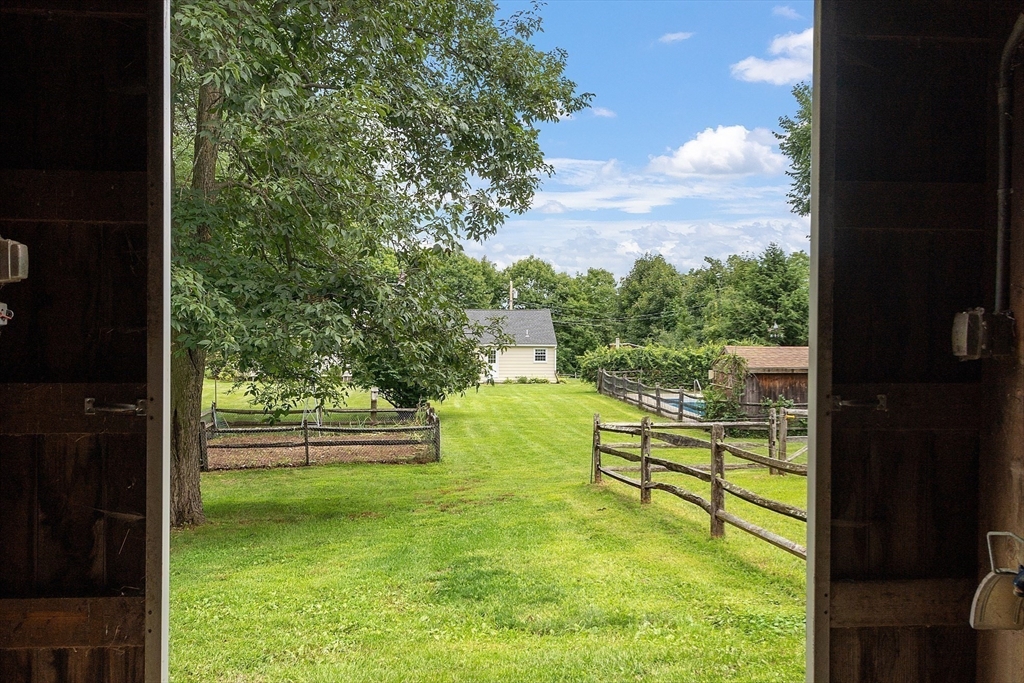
[84,398,147,416]
[832,394,887,412]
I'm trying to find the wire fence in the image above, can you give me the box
[199,403,441,470]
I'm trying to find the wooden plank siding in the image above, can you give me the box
[811,2,1024,681]
[0,1,168,681]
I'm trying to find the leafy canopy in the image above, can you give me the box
[171,0,591,407]
[618,254,684,344]
[775,82,812,217]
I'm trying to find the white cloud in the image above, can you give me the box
[772,5,802,19]
[532,141,786,216]
[592,106,617,119]
[731,27,813,85]
[648,125,785,176]
[659,31,694,44]
[464,217,810,278]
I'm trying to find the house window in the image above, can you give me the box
[486,349,497,364]
[534,348,547,362]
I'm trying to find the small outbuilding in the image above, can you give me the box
[710,345,809,416]
[466,309,557,383]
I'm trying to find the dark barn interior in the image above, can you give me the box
[813,1,1024,680]
[0,1,168,681]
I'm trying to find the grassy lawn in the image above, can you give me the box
[171,381,806,682]
[202,380,390,413]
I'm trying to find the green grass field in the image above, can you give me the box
[171,381,806,682]
[202,380,391,413]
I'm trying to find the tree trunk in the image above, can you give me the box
[169,81,220,527]
[170,341,207,526]
[192,82,221,204]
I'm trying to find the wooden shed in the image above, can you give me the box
[712,345,809,416]
[812,1,1024,680]
[0,1,170,681]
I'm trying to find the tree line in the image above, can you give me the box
[432,243,810,375]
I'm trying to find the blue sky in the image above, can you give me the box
[464,0,814,278]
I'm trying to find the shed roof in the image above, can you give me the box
[724,345,808,373]
[466,309,557,346]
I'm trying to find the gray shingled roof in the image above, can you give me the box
[465,309,557,346]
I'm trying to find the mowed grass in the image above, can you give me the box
[171,381,806,682]
[202,381,390,413]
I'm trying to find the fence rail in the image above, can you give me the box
[597,368,705,421]
[200,402,440,470]
[592,414,807,560]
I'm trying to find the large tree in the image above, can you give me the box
[618,254,683,343]
[677,245,809,346]
[775,82,812,216]
[551,267,618,374]
[171,0,589,525]
[501,255,567,309]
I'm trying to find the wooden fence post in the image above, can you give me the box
[768,408,779,475]
[597,369,604,395]
[710,423,725,538]
[640,416,652,504]
[775,408,787,476]
[678,387,685,421]
[316,404,323,427]
[592,413,602,483]
[303,419,311,466]
[211,401,218,432]
[199,423,209,472]
[655,384,661,417]
[370,388,379,423]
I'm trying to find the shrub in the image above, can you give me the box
[503,376,553,384]
[577,344,722,388]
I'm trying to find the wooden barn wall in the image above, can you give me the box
[977,4,1024,680]
[742,372,808,412]
[813,1,1024,681]
[0,1,167,682]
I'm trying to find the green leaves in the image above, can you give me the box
[577,345,722,388]
[678,245,809,347]
[775,82,812,217]
[618,255,684,344]
[171,0,588,410]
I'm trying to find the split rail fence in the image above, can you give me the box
[592,414,808,559]
[597,368,705,420]
[199,402,441,470]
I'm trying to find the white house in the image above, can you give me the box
[466,309,558,383]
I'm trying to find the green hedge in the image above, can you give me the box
[577,344,722,389]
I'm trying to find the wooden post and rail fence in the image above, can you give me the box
[591,413,808,559]
[597,368,704,421]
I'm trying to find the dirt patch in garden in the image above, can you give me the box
[206,430,435,470]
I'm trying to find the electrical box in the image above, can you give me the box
[953,308,1015,360]
[0,238,28,283]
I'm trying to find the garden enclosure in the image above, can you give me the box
[199,404,441,470]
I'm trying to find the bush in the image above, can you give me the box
[577,344,722,389]
[503,376,553,384]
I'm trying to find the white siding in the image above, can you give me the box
[484,345,557,382]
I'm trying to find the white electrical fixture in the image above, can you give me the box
[971,532,1024,630]
[0,238,28,284]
